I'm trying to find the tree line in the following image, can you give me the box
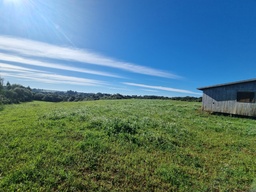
[0,78,201,104]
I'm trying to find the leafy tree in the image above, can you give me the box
[4,90,18,103]
[0,76,4,105]
[42,94,53,102]
[34,93,45,101]
[68,96,75,102]
[6,81,11,90]
[0,76,3,93]
[111,94,124,99]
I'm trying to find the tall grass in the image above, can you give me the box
[0,100,255,191]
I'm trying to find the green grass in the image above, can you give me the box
[0,99,255,191]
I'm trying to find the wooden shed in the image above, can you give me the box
[197,79,256,117]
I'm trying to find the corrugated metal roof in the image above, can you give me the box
[197,78,256,90]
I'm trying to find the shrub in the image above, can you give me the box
[105,118,140,135]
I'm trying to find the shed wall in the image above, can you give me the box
[202,81,256,117]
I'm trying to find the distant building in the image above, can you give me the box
[198,79,256,117]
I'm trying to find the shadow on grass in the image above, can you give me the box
[210,112,256,120]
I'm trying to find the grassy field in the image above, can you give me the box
[0,99,255,191]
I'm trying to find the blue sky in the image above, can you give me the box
[0,0,255,97]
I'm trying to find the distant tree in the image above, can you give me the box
[0,76,3,92]
[13,87,26,101]
[23,89,33,101]
[68,96,75,102]
[112,94,124,99]
[34,93,45,101]
[0,76,4,104]
[67,90,77,96]
[42,94,53,102]
[6,81,11,90]
[4,90,18,103]
[11,86,33,102]
[51,94,63,102]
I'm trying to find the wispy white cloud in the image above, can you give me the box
[0,63,105,86]
[0,53,120,78]
[0,62,47,73]
[0,35,180,78]
[34,73,106,86]
[123,82,200,95]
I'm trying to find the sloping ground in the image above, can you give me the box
[0,100,255,191]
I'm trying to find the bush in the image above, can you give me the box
[105,118,140,135]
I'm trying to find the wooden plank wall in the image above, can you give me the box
[202,82,256,117]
